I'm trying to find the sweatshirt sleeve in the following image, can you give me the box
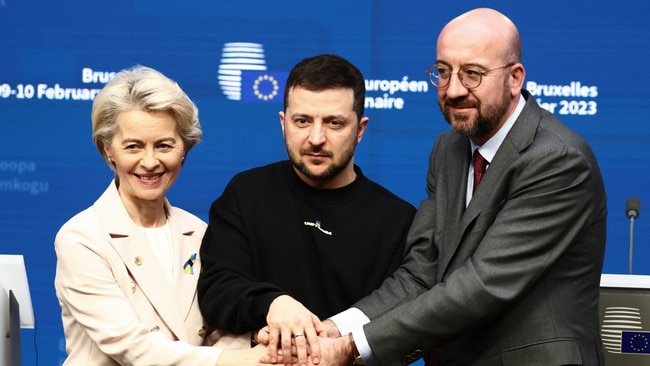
[198,182,287,333]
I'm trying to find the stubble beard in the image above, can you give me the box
[440,87,511,139]
[286,142,357,183]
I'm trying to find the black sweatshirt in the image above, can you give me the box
[198,161,416,333]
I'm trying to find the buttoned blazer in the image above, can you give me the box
[355,91,607,365]
[54,180,224,365]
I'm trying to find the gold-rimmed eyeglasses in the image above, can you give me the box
[426,63,515,89]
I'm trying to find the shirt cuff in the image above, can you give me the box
[352,327,378,366]
[329,308,378,365]
[329,307,369,335]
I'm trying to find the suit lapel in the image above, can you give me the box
[460,140,518,226]
[439,91,541,278]
[94,181,190,342]
[170,217,201,324]
[437,137,471,276]
[118,229,189,341]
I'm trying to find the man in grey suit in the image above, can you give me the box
[260,7,607,366]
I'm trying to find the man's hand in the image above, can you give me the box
[265,295,327,366]
[320,319,341,338]
[259,335,352,366]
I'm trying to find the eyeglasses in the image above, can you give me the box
[426,63,514,89]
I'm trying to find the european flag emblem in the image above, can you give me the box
[183,253,197,275]
[621,331,650,354]
[241,71,288,103]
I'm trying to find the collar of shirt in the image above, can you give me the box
[471,94,526,161]
[466,94,526,205]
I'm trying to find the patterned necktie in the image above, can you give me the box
[473,150,488,193]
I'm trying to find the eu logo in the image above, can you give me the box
[241,71,288,103]
[622,331,650,354]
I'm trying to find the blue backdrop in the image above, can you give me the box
[1,0,649,364]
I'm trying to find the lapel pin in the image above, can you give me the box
[134,256,143,266]
[183,253,197,275]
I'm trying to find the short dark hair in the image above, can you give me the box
[283,54,365,121]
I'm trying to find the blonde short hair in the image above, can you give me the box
[91,65,202,169]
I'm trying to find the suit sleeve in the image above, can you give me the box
[54,221,222,366]
[197,183,287,333]
[353,138,443,319]
[360,138,604,364]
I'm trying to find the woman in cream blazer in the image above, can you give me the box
[54,65,259,365]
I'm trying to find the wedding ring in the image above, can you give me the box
[294,332,304,338]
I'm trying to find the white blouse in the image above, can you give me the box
[140,221,173,283]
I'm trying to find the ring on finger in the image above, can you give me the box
[294,332,304,338]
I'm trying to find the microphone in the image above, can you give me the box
[626,197,641,274]
[626,197,640,219]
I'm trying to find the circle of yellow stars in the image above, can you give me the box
[253,74,279,101]
[629,333,649,352]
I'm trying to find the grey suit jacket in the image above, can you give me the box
[355,91,607,365]
[54,180,228,365]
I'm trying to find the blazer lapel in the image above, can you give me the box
[170,216,201,323]
[460,141,518,226]
[117,229,189,342]
[437,137,472,276]
[439,91,541,278]
[94,181,190,342]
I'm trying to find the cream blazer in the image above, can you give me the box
[55,181,244,366]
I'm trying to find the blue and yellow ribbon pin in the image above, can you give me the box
[183,253,197,275]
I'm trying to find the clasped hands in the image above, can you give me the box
[256,295,352,366]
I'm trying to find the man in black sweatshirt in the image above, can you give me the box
[197,54,416,364]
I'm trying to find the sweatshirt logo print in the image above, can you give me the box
[303,219,332,236]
